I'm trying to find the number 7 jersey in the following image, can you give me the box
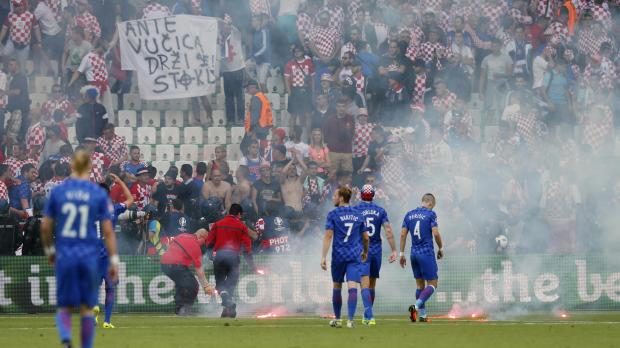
[44,178,114,253]
[402,207,437,256]
[325,205,367,262]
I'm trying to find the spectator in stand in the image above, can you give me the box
[8,162,37,220]
[25,111,46,163]
[202,168,232,208]
[177,164,201,219]
[80,138,107,183]
[74,0,102,41]
[317,73,340,111]
[62,27,92,100]
[311,93,332,129]
[75,86,107,143]
[252,163,282,217]
[0,0,42,66]
[322,97,354,178]
[43,161,69,198]
[247,14,271,91]
[97,123,128,167]
[130,166,152,210]
[244,79,273,149]
[284,126,309,164]
[5,59,31,141]
[142,0,171,19]
[68,38,113,118]
[239,139,264,183]
[40,84,77,136]
[308,10,340,82]
[479,38,514,124]
[0,165,10,205]
[381,72,410,125]
[122,146,147,177]
[3,143,38,177]
[278,158,307,231]
[284,43,315,128]
[274,0,301,44]
[160,199,192,238]
[40,125,67,163]
[539,59,573,136]
[270,144,290,173]
[220,14,246,125]
[33,0,61,75]
[352,108,374,185]
[206,145,232,185]
[308,128,330,178]
[152,169,181,216]
[358,126,387,175]
[0,66,6,139]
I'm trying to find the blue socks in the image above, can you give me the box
[347,288,358,321]
[55,309,72,343]
[81,315,96,348]
[415,285,435,311]
[104,286,115,323]
[361,288,373,319]
[332,289,342,319]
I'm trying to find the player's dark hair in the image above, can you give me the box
[337,187,353,204]
[196,162,207,176]
[229,203,243,216]
[422,193,436,205]
[172,199,183,211]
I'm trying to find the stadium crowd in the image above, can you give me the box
[0,0,620,257]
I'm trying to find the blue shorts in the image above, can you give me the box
[331,260,361,283]
[56,254,100,308]
[410,253,438,281]
[360,253,382,279]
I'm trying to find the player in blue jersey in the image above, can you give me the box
[356,185,398,324]
[321,187,369,329]
[93,173,133,329]
[400,193,443,323]
[41,151,119,348]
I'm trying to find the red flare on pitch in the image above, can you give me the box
[256,312,277,319]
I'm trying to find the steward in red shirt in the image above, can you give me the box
[160,229,213,315]
[205,203,259,318]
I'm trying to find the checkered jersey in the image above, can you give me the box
[341,42,357,57]
[543,179,577,219]
[417,41,447,63]
[582,58,616,90]
[284,56,314,88]
[59,155,71,165]
[545,21,568,44]
[581,105,614,154]
[45,0,61,19]
[249,0,271,17]
[432,92,457,113]
[353,122,374,158]
[420,0,442,10]
[131,182,152,209]
[142,2,172,19]
[26,123,45,162]
[465,25,492,50]
[44,177,65,198]
[399,25,424,47]
[41,98,75,118]
[417,142,441,167]
[316,5,344,33]
[5,11,38,45]
[537,0,557,18]
[97,135,128,164]
[577,29,614,57]
[325,205,366,262]
[507,111,544,148]
[381,154,409,191]
[480,1,508,35]
[90,152,106,183]
[296,12,314,43]
[509,8,532,25]
[308,26,339,58]
[591,4,612,29]
[412,73,428,105]
[347,0,362,21]
[0,181,8,201]
[75,11,101,38]
[3,157,38,177]
[445,111,473,140]
[30,181,46,196]
[353,74,366,95]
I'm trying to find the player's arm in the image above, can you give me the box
[433,226,444,260]
[383,222,398,263]
[40,217,55,264]
[399,227,408,268]
[361,231,369,262]
[111,173,133,207]
[101,219,119,281]
[321,229,333,270]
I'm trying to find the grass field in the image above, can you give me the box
[2,313,620,348]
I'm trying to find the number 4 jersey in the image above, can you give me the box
[402,207,437,256]
[325,205,367,263]
[44,178,114,256]
[356,201,389,256]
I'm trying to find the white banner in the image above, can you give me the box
[118,15,219,100]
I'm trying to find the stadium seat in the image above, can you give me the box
[207,127,227,145]
[160,99,173,111]
[137,127,156,145]
[226,144,242,161]
[124,94,142,110]
[175,161,194,169]
[117,110,137,127]
[184,127,203,144]
[283,93,288,110]
[111,94,119,111]
[151,161,171,179]
[165,110,184,127]
[160,127,180,145]
[203,145,218,162]
[67,127,78,145]
[141,110,161,127]
[155,145,175,161]
[35,76,55,94]
[230,127,245,144]
[180,144,199,162]
[266,93,281,110]
[266,77,284,94]
[29,93,47,110]
[115,127,133,144]
[172,98,189,111]
[137,145,152,162]
[212,109,226,127]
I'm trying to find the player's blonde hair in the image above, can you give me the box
[337,187,353,203]
[72,150,92,175]
[422,193,436,205]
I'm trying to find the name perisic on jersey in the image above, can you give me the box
[64,190,91,202]
[339,215,359,222]
[408,213,427,220]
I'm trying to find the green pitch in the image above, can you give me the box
[1,313,620,348]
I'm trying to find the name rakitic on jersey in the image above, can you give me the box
[339,215,359,222]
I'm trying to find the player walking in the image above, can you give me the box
[321,187,369,328]
[400,193,443,323]
[41,150,119,348]
[93,173,133,329]
[356,185,398,325]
